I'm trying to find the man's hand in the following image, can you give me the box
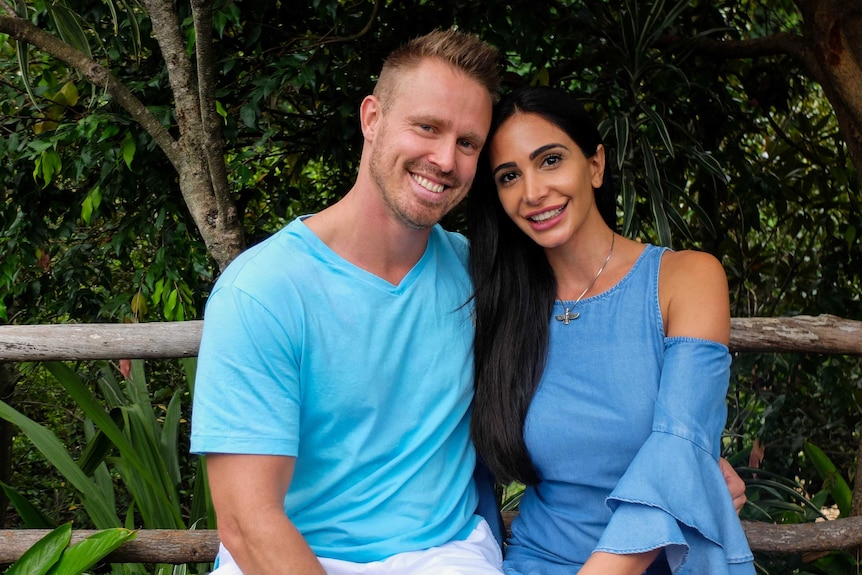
[719,457,746,514]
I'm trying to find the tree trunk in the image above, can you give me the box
[797,0,862,185]
[670,0,862,189]
[0,10,245,271]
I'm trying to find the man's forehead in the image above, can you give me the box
[392,62,491,114]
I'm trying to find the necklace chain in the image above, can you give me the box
[554,232,615,325]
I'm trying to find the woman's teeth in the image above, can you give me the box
[530,205,565,222]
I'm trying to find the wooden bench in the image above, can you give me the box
[0,315,861,564]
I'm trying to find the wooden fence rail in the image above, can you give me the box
[1,315,861,362]
[0,315,860,564]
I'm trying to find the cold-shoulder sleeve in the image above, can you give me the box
[595,338,754,573]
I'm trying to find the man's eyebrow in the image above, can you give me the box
[407,114,485,145]
[407,114,446,128]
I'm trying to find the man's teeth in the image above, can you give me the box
[530,206,565,222]
[413,174,445,193]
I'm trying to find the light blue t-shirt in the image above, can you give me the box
[191,217,480,562]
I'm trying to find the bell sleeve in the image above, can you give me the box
[594,337,754,573]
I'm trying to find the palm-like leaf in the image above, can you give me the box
[0,401,122,527]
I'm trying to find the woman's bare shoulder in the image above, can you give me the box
[660,249,730,342]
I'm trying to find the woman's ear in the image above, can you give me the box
[590,144,606,189]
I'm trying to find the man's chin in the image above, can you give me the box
[397,208,444,230]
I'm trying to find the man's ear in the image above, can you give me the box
[359,95,382,141]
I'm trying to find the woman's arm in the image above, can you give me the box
[660,249,731,344]
[582,250,738,575]
[579,550,661,575]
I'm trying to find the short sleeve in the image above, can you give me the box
[190,279,302,457]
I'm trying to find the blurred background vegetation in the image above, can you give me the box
[1,0,860,573]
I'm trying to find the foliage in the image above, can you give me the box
[3,0,858,320]
[1,1,861,573]
[3,523,136,575]
[736,462,859,575]
[1,358,209,571]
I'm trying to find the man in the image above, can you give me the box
[191,29,505,574]
[191,28,746,575]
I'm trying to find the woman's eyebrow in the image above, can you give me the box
[529,143,567,161]
[492,161,517,177]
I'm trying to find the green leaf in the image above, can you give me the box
[115,0,143,58]
[639,136,672,245]
[5,523,71,575]
[47,528,137,575]
[164,288,178,319]
[240,104,257,128]
[56,82,80,108]
[121,133,136,170]
[161,390,184,486]
[181,357,197,395]
[613,115,629,170]
[0,480,56,529]
[16,41,39,110]
[80,186,102,225]
[34,150,62,187]
[44,362,180,516]
[42,362,186,529]
[81,196,93,225]
[619,173,636,237]
[0,400,121,528]
[689,149,726,181]
[643,107,674,158]
[804,440,852,517]
[77,408,125,476]
[47,4,93,60]
[190,455,213,530]
[215,100,228,121]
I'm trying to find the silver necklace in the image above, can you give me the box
[554,232,615,325]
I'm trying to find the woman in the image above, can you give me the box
[468,86,755,575]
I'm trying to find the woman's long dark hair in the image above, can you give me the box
[468,86,616,485]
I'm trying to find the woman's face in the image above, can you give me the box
[489,113,604,250]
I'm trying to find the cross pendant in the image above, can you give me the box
[554,308,580,324]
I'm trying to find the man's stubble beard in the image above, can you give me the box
[370,146,454,231]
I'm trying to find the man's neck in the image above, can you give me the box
[304,190,433,286]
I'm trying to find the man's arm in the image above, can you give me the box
[207,454,326,575]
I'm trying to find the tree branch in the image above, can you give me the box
[309,0,381,47]
[0,14,181,167]
[0,0,16,17]
[669,32,823,84]
[140,0,205,166]
[191,0,235,230]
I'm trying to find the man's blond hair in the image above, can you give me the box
[374,29,501,111]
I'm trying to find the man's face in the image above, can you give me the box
[367,58,493,229]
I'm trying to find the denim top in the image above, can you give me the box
[503,244,754,575]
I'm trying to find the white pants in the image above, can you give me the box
[212,519,503,575]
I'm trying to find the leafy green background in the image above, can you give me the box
[1,1,860,573]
